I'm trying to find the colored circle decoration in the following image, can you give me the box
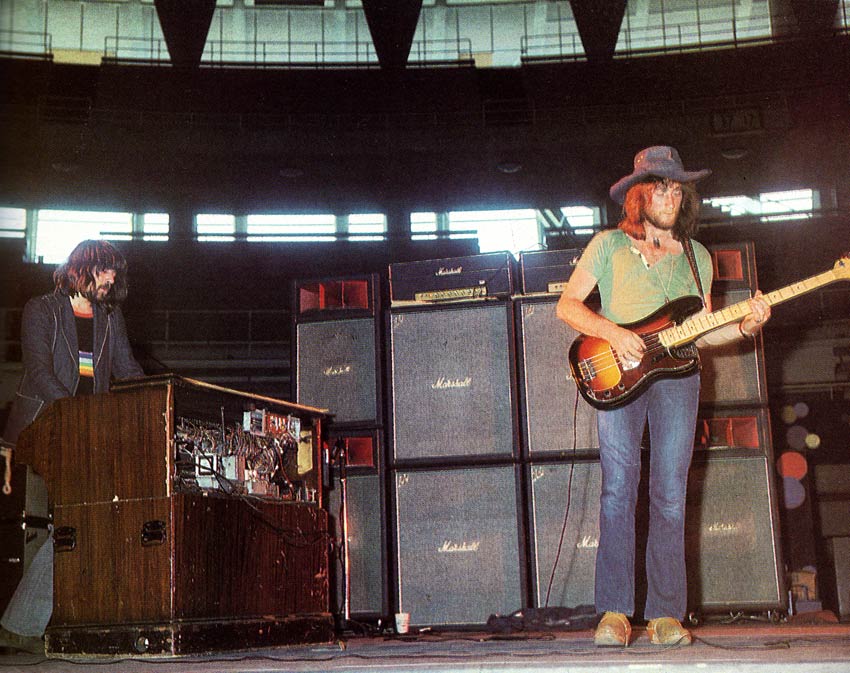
[782,476,805,509]
[786,425,809,451]
[805,433,821,450]
[793,402,810,419]
[777,451,808,480]
[780,405,797,425]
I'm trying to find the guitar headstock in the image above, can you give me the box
[835,255,850,279]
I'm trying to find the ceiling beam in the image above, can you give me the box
[154,0,217,68]
[569,0,627,64]
[361,0,424,69]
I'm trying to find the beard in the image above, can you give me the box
[85,283,113,305]
[644,209,678,231]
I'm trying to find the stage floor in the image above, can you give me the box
[2,618,849,673]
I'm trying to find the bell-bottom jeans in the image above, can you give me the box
[594,373,700,621]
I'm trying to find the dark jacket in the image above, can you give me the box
[1,292,144,445]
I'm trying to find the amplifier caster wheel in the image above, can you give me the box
[686,611,702,627]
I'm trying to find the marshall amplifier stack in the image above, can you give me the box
[388,252,526,629]
[686,241,784,617]
[293,274,390,623]
[517,248,603,612]
[290,241,785,630]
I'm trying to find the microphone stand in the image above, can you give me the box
[334,439,352,624]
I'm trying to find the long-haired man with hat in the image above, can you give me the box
[557,146,771,647]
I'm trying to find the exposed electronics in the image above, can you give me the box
[174,408,314,502]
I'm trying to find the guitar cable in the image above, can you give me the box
[542,386,581,608]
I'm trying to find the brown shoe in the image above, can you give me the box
[594,612,631,647]
[646,617,692,645]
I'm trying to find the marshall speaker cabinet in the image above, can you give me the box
[527,451,784,618]
[14,375,334,655]
[325,428,388,620]
[393,464,525,627]
[294,274,383,427]
[389,301,518,463]
[699,289,768,407]
[700,242,766,407]
[685,452,785,615]
[527,460,602,610]
[515,297,599,458]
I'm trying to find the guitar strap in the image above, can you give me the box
[683,238,705,306]
[679,238,705,363]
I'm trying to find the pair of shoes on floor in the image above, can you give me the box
[646,617,693,645]
[594,613,693,647]
[594,612,632,647]
[0,626,44,655]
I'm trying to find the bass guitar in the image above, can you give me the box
[568,255,850,410]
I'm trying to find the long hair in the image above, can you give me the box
[53,239,129,312]
[618,179,701,241]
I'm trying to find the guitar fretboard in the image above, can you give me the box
[660,264,846,348]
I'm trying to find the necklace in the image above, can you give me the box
[653,254,676,302]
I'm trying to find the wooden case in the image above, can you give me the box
[13,375,334,655]
[48,495,331,655]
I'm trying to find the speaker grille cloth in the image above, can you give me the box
[686,455,782,609]
[529,461,600,608]
[699,290,765,405]
[529,454,783,613]
[828,537,850,619]
[296,318,377,424]
[394,466,521,626]
[390,305,514,460]
[328,473,384,615]
[518,300,599,455]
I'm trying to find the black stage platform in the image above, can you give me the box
[2,618,849,673]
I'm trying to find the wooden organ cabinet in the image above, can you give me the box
[13,375,334,656]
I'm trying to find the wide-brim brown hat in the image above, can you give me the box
[609,146,711,205]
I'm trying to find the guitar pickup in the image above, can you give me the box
[578,359,596,381]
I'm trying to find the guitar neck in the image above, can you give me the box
[661,267,843,347]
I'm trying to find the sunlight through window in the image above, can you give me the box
[197,214,236,241]
[246,214,337,242]
[346,213,387,241]
[142,213,170,241]
[703,189,816,222]
[35,210,132,264]
[449,209,540,257]
[0,207,26,239]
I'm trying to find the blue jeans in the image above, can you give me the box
[594,373,700,621]
[1,531,52,637]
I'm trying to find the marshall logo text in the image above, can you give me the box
[576,535,599,549]
[438,540,481,553]
[706,521,740,535]
[323,364,353,377]
[432,376,472,389]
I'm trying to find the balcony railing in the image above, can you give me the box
[0,2,846,67]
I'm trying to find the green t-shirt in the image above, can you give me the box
[576,229,713,324]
